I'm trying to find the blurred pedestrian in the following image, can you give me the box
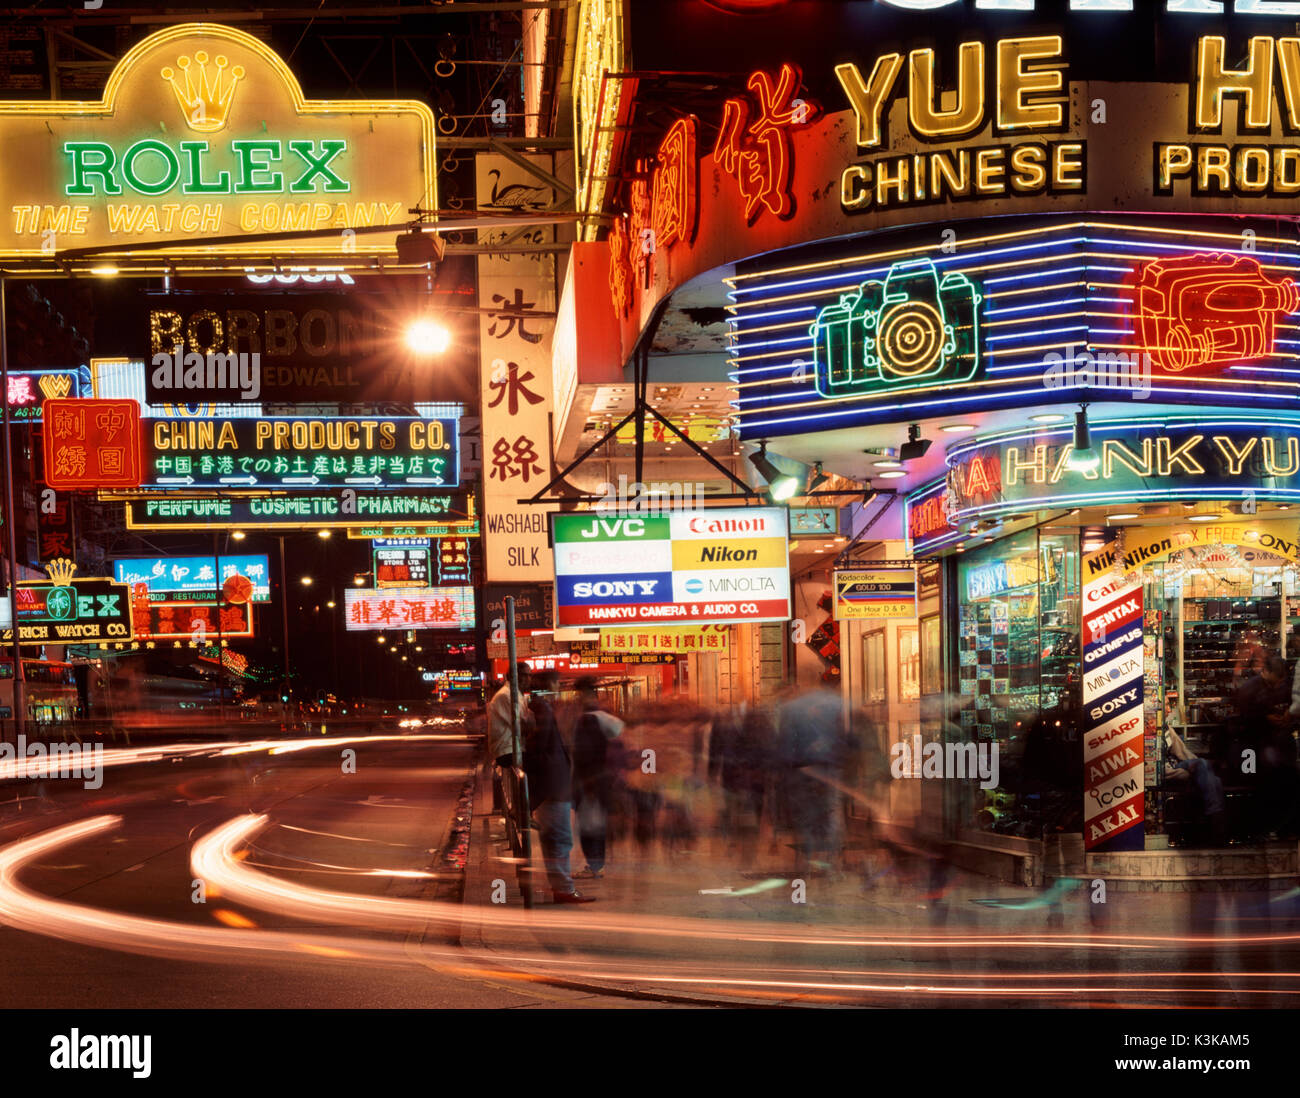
[525,671,594,903]
[778,685,848,875]
[487,662,531,813]
[572,677,623,879]
[709,700,772,870]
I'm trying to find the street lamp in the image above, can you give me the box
[405,317,451,355]
[300,575,313,586]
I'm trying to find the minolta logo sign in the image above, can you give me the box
[685,579,704,595]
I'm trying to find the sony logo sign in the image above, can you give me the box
[876,1,1300,13]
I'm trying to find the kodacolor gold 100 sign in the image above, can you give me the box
[0,23,435,262]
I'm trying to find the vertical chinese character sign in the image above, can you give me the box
[477,153,558,582]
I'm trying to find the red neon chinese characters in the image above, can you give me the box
[41,398,142,490]
[652,116,698,249]
[608,216,633,317]
[1135,253,1300,372]
[714,63,812,223]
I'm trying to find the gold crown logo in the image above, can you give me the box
[46,558,77,586]
[161,51,245,132]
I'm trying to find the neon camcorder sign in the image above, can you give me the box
[730,221,1300,439]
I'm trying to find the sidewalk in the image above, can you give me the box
[454,763,1300,1005]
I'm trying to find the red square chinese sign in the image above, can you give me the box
[42,399,142,490]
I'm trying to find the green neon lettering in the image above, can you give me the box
[288,139,349,193]
[232,140,284,192]
[64,141,121,196]
[121,139,181,196]
[179,141,233,194]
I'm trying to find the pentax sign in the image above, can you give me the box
[0,23,434,264]
[141,416,458,490]
[42,399,143,490]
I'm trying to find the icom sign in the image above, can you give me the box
[0,23,433,262]
[552,508,792,627]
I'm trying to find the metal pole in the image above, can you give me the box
[0,277,25,742]
[278,534,291,725]
[213,530,225,724]
[506,596,520,760]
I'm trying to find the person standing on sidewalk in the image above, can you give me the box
[488,662,532,812]
[572,676,624,879]
[525,672,595,903]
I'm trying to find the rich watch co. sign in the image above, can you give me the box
[0,23,435,262]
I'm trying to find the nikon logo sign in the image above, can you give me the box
[0,23,434,263]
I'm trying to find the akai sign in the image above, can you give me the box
[0,23,434,262]
[553,507,791,627]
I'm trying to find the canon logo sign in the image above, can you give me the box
[687,516,769,534]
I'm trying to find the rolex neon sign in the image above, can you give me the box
[0,24,434,262]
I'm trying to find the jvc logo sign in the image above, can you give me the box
[577,518,646,539]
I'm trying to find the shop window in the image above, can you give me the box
[921,614,942,696]
[898,626,920,702]
[956,530,1080,837]
[1145,544,1297,847]
[863,630,886,704]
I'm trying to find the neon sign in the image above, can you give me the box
[0,23,434,262]
[1134,253,1300,371]
[42,398,143,490]
[811,257,983,397]
[714,64,813,222]
[941,417,1300,525]
[142,416,458,490]
[729,220,1300,441]
[651,117,699,249]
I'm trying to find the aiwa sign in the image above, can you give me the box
[552,507,791,627]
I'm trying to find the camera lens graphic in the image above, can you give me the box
[877,300,944,377]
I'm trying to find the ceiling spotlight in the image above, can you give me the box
[899,423,931,462]
[395,226,444,265]
[748,442,799,502]
[1067,406,1099,473]
[872,460,903,469]
[807,462,829,494]
[877,470,906,479]
[1187,513,1221,523]
[1030,413,1067,423]
[940,423,976,434]
[1109,512,1141,521]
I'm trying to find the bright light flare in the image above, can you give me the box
[405,318,451,354]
